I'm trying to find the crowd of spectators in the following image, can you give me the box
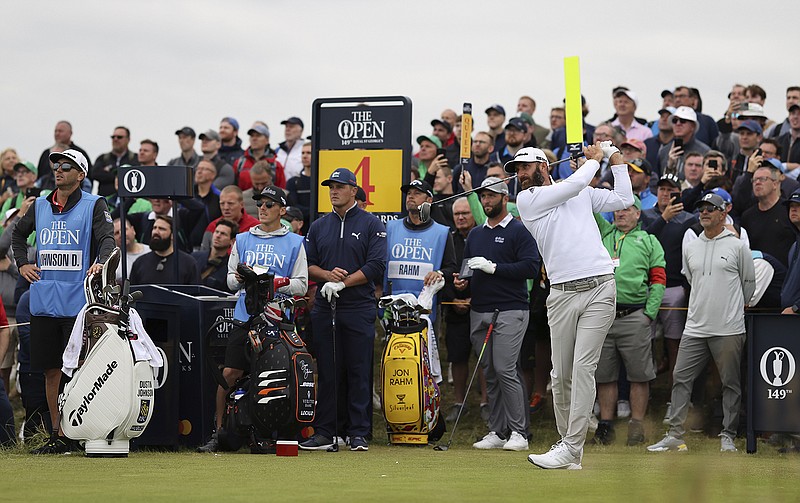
[1,82,799,452]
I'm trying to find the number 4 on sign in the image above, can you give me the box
[354,156,375,205]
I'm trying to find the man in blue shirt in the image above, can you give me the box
[300,168,386,452]
[454,177,539,452]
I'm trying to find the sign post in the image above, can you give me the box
[311,96,412,224]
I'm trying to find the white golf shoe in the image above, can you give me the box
[647,433,688,452]
[527,441,582,470]
[502,432,529,451]
[473,432,505,449]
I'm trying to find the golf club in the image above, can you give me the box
[418,153,585,223]
[433,308,499,451]
[326,297,339,452]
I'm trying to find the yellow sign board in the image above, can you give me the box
[564,56,583,147]
[317,149,403,213]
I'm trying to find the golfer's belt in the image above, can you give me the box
[551,273,614,292]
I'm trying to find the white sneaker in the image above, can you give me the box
[503,432,529,451]
[527,441,582,470]
[647,433,688,452]
[617,400,631,419]
[473,431,505,449]
[588,414,599,433]
[720,434,737,452]
[662,402,672,425]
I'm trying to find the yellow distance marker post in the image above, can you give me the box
[564,56,583,158]
[460,103,473,164]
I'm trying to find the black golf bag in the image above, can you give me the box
[212,265,316,452]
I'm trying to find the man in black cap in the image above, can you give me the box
[198,185,308,453]
[168,127,199,167]
[781,189,800,315]
[486,104,507,154]
[300,168,386,452]
[277,117,305,181]
[384,179,457,378]
[499,118,528,166]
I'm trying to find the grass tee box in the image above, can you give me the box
[1,443,799,502]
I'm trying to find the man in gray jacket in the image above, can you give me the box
[648,192,755,454]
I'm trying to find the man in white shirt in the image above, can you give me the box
[509,143,632,469]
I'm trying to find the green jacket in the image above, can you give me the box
[594,214,666,320]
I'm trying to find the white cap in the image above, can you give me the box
[503,147,549,174]
[49,149,89,174]
[673,106,697,123]
[477,176,509,195]
[739,103,767,119]
[615,89,639,108]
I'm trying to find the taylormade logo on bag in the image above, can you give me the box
[68,361,118,427]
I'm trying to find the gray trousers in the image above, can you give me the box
[470,309,529,436]
[668,334,745,439]
[547,280,616,453]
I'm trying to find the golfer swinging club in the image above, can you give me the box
[509,142,632,470]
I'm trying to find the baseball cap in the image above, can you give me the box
[789,104,800,113]
[175,126,196,137]
[221,117,239,130]
[284,206,304,221]
[49,149,88,174]
[673,106,697,123]
[736,120,763,134]
[254,185,287,206]
[2,208,19,226]
[476,176,509,195]
[13,160,37,175]
[485,104,506,116]
[416,134,442,149]
[504,117,528,132]
[627,158,651,176]
[784,188,800,207]
[247,124,270,137]
[614,89,639,108]
[199,129,221,141]
[355,186,367,202]
[321,168,358,187]
[658,106,677,116]
[401,179,434,197]
[657,173,681,188]
[516,112,534,126]
[696,192,726,211]
[431,118,452,133]
[503,147,549,174]
[707,187,732,204]
[661,89,674,98]
[631,195,642,211]
[621,138,647,156]
[281,117,305,128]
[739,103,767,119]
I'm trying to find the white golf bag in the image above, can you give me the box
[59,248,162,457]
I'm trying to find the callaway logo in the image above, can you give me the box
[352,232,361,240]
[67,361,118,427]
[331,171,341,178]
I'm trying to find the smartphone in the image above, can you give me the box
[459,258,473,279]
[708,159,718,169]
[670,192,681,205]
[436,148,447,159]
[673,138,684,150]
[754,148,762,157]
[25,187,42,198]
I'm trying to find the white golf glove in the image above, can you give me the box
[320,281,345,302]
[418,277,446,311]
[468,257,497,275]
[599,140,620,159]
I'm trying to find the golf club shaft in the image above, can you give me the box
[443,309,500,448]
[431,153,584,208]
[330,297,339,451]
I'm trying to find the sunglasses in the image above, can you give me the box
[697,206,722,213]
[52,162,77,172]
[110,135,126,140]
[156,257,167,272]
[671,117,691,125]
[255,200,278,209]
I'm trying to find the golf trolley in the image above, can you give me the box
[208,264,316,453]
[59,247,162,457]
[379,294,444,445]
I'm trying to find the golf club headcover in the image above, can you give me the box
[417,277,445,311]
[467,256,496,275]
[599,140,620,159]
[273,276,290,291]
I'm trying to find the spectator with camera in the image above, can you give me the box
[657,107,711,179]
[0,161,50,234]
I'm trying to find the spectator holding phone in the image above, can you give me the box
[657,107,710,179]
[0,161,50,237]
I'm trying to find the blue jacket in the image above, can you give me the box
[305,203,386,311]
[781,231,800,310]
